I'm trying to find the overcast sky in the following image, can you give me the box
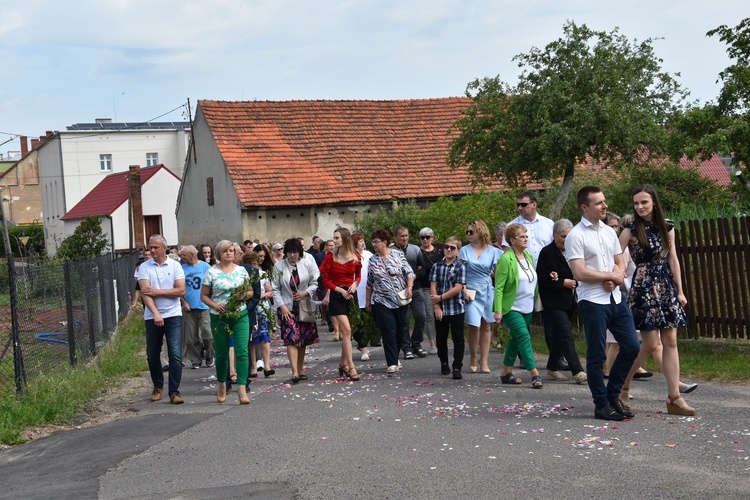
[1,1,746,157]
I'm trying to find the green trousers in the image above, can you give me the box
[502,311,536,370]
[210,310,249,385]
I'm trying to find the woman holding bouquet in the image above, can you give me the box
[201,240,252,404]
[272,238,320,383]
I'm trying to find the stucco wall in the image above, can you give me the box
[0,149,42,225]
[176,109,243,246]
[38,137,66,255]
[241,201,391,245]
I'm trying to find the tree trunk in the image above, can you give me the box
[549,165,576,220]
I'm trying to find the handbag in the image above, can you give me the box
[396,289,412,306]
[299,296,317,323]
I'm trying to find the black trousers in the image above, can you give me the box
[541,308,584,373]
[435,312,465,369]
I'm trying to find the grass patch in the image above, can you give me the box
[526,326,750,382]
[0,314,146,445]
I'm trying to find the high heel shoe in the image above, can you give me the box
[338,364,349,377]
[619,386,632,411]
[667,395,696,416]
[237,387,250,405]
[348,368,361,381]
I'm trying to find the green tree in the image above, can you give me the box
[55,216,109,261]
[670,18,750,171]
[448,21,687,218]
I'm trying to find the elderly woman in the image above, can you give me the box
[537,219,587,384]
[493,222,508,253]
[458,219,502,373]
[493,223,543,388]
[201,240,252,404]
[271,238,320,384]
[365,229,416,374]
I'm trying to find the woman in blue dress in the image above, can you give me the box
[458,219,502,373]
[618,185,694,416]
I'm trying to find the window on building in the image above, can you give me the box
[207,177,214,206]
[146,152,158,167]
[100,154,112,172]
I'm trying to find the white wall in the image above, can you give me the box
[59,128,189,213]
[38,137,66,255]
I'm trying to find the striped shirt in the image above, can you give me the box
[429,258,466,316]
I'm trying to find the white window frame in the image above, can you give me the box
[146,152,158,167]
[99,154,112,172]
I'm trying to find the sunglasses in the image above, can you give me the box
[465,229,474,235]
[420,235,433,239]
[517,202,530,207]
[444,245,457,251]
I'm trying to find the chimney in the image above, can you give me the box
[20,136,28,156]
[128,165,145,249]
[45,131,53,138]
[30,138,39,149]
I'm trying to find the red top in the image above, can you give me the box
[319,251,362,291]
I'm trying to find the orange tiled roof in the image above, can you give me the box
[199,98,485,208]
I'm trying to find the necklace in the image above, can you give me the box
[517,256,534,283]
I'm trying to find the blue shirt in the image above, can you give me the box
[182,260,210,310]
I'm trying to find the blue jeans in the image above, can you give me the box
[146,316,183,396]
[372,302,408,366]
[578,298,640,409]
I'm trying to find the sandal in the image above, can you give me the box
[546,371,568,381]
[500,372,522,385]
[619,386,632,411]
[666,395,696,416]
[348,369,361,382]
[298,373,308,380]
[531,375,544,389]
[572,372,588,384]
[291,374,301,384]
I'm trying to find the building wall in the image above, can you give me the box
[241,201,392,244]
[176,109,243,246]
[0,149,42,225]
[59,129,189,213]
[63,216,114,254]
[38,137,66,255]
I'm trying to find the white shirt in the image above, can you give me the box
[504,214,554,264]
[136,258,185,320]
[511,259,537,314]
[565,217,622,305]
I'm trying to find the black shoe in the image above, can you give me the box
[264,369,275,378]
[327,322,334,332]
[441,362,450,375]
[452,368,462,380]
[415,348,428,358]
[594,405,625,421]
[633,370,653,379]
[557,359,570,371]
[610,398,635,418]
[404,351,415,360]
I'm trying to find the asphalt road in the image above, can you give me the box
[2,321,749,499]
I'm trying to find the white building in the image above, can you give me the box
[61,165,182,253]
[37,119,190,255]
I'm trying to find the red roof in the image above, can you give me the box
[679,155,731,186]
[62,165,180,220]
[199,98,485,208]
[198,99,733,208]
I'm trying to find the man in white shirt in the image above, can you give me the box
[506,190,554,264]
[565,186,640,421]
[137,234,186,404]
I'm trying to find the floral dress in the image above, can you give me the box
[626,220,687,330]
[278,267,319,347]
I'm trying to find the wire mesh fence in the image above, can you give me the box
[0,253,140,396]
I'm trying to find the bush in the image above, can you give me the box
[55,216,109,261]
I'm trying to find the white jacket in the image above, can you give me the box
[271,257,320,309]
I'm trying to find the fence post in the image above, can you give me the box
[63,262,78,366]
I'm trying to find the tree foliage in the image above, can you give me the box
[448,21,687,218]
[55,216,109,261]
[670,18,750,169]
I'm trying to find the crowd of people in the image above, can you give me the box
[132,184,697,421]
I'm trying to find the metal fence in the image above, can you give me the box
[0,253,140,396]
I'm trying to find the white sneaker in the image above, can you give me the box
[386,365,398,374]
[360,348,370,361]
[256,360,264,370]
